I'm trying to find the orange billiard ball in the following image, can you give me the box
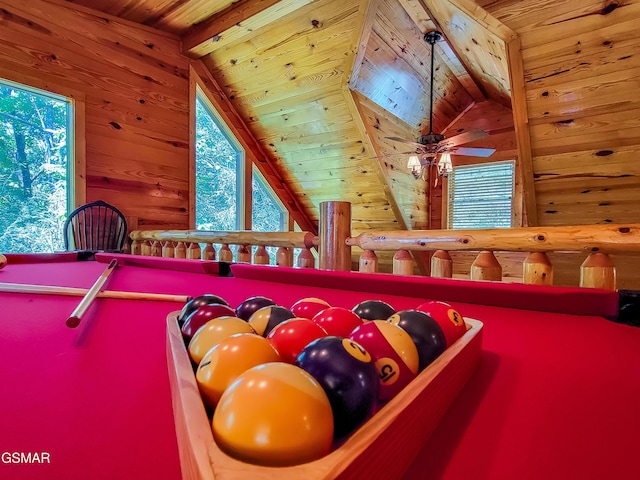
[212,362,334,466]
[0,254,7,270]
[188,316,254,364]
[196,333,280,408]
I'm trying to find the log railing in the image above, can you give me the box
[128,201,640,291]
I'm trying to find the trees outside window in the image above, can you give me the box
[0,79,71,253]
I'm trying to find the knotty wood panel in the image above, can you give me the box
[1,0,191,231]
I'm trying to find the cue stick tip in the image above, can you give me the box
[66,316,81,328]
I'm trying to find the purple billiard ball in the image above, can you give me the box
[295,336,379,439]
[235,296,276,321]
[178,294,230,326]
[180,303,237,340]
[387,309,446,372]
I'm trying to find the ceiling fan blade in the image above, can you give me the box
[385,136,425,149]
[453,147,496,157]
[439,129,489,147]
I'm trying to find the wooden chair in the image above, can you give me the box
[63,200,128,252]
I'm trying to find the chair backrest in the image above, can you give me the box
[63,200,128,252]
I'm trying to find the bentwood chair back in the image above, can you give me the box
[63,200,128,253]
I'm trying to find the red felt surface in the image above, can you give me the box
[1,254,639,480]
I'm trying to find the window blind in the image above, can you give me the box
[448,161,515,229]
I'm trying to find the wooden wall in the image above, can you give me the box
[0,0,191,231]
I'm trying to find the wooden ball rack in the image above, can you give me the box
[166,312,483,480]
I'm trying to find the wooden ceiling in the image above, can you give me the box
[64,0,640,233]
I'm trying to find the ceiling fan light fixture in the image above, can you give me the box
[437,152,453,177]
[407,155,422,178]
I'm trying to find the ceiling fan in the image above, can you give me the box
[386,30,495,178]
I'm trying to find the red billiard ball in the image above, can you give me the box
[311,306,363,337]
[178,294,230,326]
[295,336,379,438]
[180,303,237,340]
[290,297,331,319]
[349,320,418,402]
[235,296,276,321]
[248,305,296,336]
[267,318,327,363]
[388,310,446,372]
[188,316,255,364]
[415,301,467,347]
[352,299,395,321]
[212,363,334,466]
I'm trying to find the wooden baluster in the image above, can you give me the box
[187,242,201,260]
[431,250,453,278]
[219,244,233,262]
[162,241,175,258]
[580,253,616,290]
[392,249,413,276]
[276,247,292,267]
[470,251,502,281]
[203,243,216,260]
[523,252,553,285]
[141,240,152,257]
[151,240,162,257]
[237,245,251,263]
[297,248,315,268]
[254,246,270,265]
[174,242,187,259]
[131,240,142,256]
[359,250,378,273]
[121,237,131,254]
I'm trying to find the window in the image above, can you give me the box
[448,161,514,229]
[0,79,72,253]
[252,166,287,231]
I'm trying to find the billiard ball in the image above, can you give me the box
[196,333,280,408]
[416,301,467,347]
[266,318,327,363]
[295,336,379,438]
[349,320,419,402]
[388,310,446,372]
[178,294,230,326]
[311,306,363,337]
[235,296,276,321]
[180,303,237,340]
[0,254,7,270]
[290,297,331,319]
[248,305,295,336]
[352,299,396,321]
[212,362,334,466]
[188,316,255,364]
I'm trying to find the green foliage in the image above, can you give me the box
[0,82,69,253]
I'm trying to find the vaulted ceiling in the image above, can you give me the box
[64,0,640,235]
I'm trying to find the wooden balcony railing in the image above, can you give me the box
[128,201,640,291]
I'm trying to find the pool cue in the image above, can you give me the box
[0,282,190,303]
[66,259,118,328]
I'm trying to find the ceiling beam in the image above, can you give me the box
[181,0,318,58]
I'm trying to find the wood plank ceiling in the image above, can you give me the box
[63,0,640,234]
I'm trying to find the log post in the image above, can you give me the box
[162,241,175,258]
[151,240,162,257]
[431,250,453,278]
[174,242,187,259]
[297,248,315,268]
[393,249,413,275]
[122,238,131,254]
[203,243,216,260]
[523,252,553,285]
[219,244,233,262]
[470,251,502,281]
[276,247,292,267]
[580,253,616,290]
[237,245,251,263]
[254,246,270,265]
[359,250,378,273]
[319,201,351,271]
[187,242,201,260]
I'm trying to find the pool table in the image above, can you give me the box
[1,252,639,480]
